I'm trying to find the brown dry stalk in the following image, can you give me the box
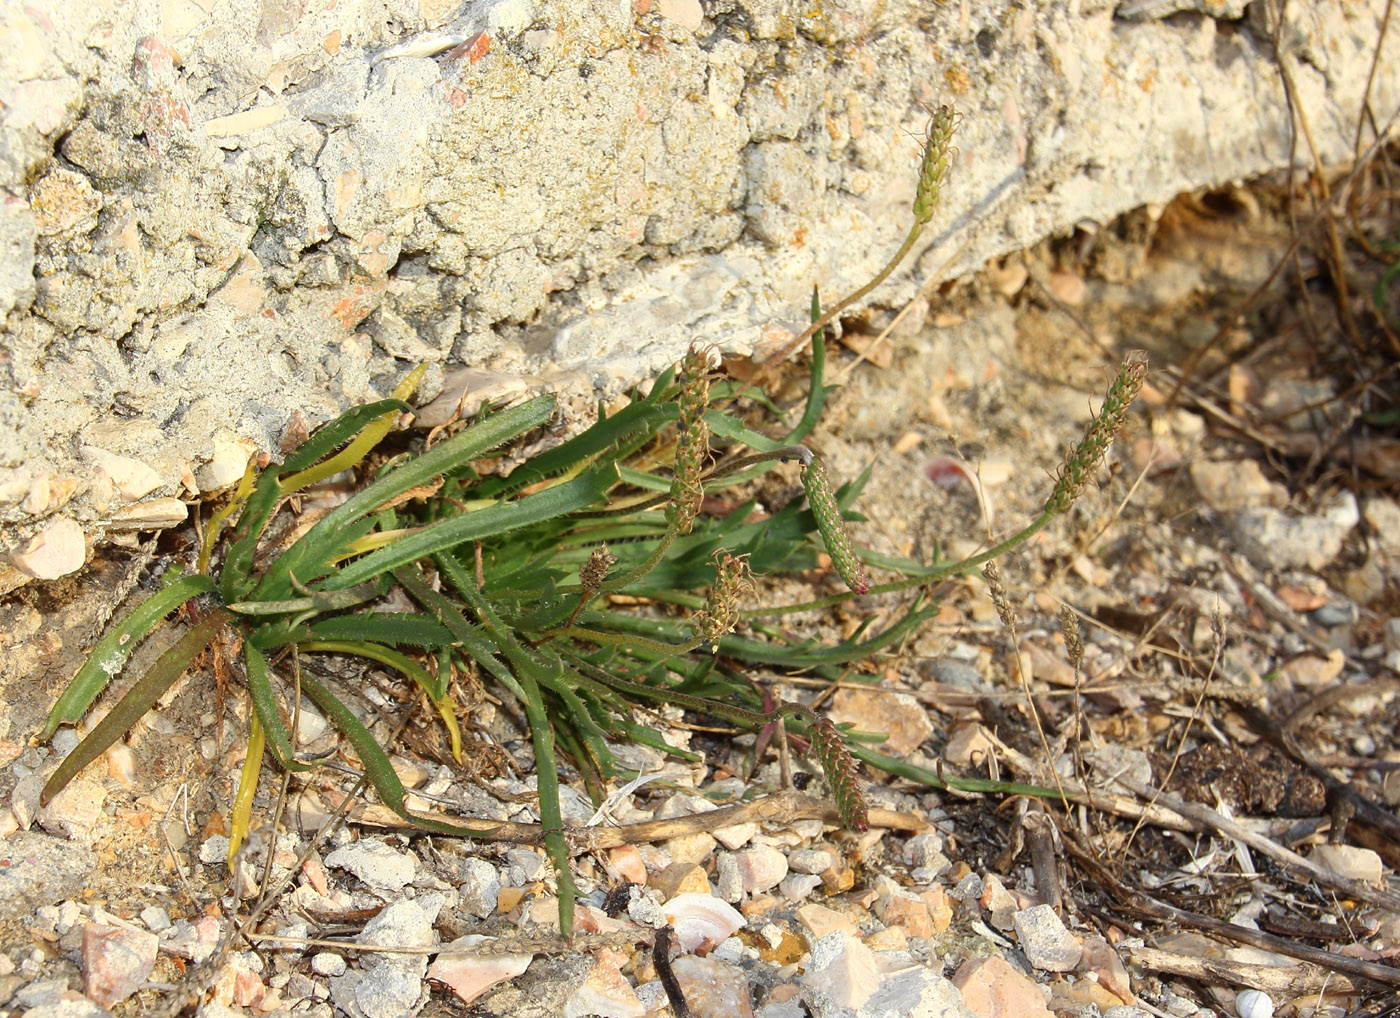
[1116,776,1400,915]
[298,787,928,850]
[1129,947,1362,995]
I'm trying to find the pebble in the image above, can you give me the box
[789,849,836,875]
[953,954,1054,1017]
[797,903,860,940]
[1012,905,1083,972]
[670,954,753,1018]
[606,845,649,885]
[654,861,711,900]
[1311,844,1383,883]
[950,872,984,901]
[325,839,417,894]
[19,997,112,1018]
[458,856,501,917]
[350,900,435,1018]
[140,906,171,932]
[1229,493,1359,571]
[944,724,994,767]
[1188,460,1285,511]
[427,936,533,1007]
[626,886,667,928]
[506,847,549,885]
[979,875,1019,931]
[1085,745,1153,795]
[666,832,719,865]
[82,922,159,1008]
[851,961,970,1018]
[715,851,744,903]
[562,947,645,1018]
[828,688,934,757]
[160,917,221,962]
[1310,600,1358,627]
[801,930,881,1010]
[9,517,86,578]
[736,845,789,895]
[878,893,935,939]
[1079,937,1133,1004]
[714,821,760,850]
[311,953,347,977]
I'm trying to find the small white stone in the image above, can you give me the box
[800,930,880,1009]
[788,849,835,875]
[312,952,347,976]
[1012,904,1083,972]
[735,845,787,894]
[325,839,417,893]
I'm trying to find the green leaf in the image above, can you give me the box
[243,642,317,772]
[305,613,453,648]
[259,395,557,601]
[277,400,410,477]
[298,672,495,838]
[42,609,229,803]
[40,573,216,741]
[321,464,615,590]
[299,639,445,702]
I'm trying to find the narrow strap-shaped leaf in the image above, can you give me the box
[42,609,229,804]
[260,395,556,599]
[276,399,410,477]
[475,402,673,498]
[243,643,316,772]
[228,714,267,865]
[305,613,453,648]
[471,372,676,500]
[781,286,829,444]
[297,672,496,838]
[322,464,615,590]
[40,573,216,741]
[298,639,442,702]
[430,559,577,936]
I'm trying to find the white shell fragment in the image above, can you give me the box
[1234,989,1275,1018]
[663,892,746,954]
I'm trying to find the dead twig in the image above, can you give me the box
[1116,776,1400,915]
[1128,946,1363,995]
[1063,829,1400,989]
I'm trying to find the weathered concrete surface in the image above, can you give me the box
[0,0,1395,579]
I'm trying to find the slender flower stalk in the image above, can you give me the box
[764,103,960,366]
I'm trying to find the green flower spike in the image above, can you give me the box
[799,453,871,595]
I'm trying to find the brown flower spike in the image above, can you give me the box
[809,717,870,832]
[692,552,752,647]
[667,348,711,535]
